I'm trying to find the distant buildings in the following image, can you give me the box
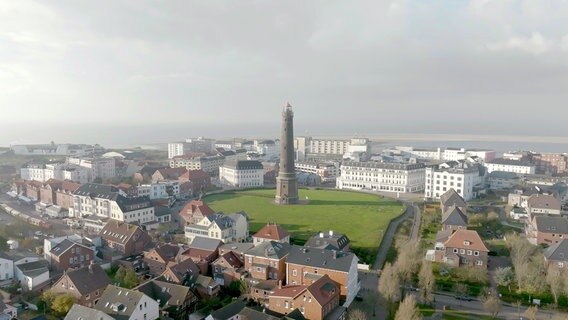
[184,212,249,244]
[295,137,369,161]
[424,159,486,201]
[486,158,536,175]
[168,137,216,159]
[219,160,264,189]
[295,161,339,183]
[10,143,103,156]
[390,146,496,162]
[337,161,425,193]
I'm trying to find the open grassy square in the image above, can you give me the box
[204,188,403,262]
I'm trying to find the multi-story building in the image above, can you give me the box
[526,216,568,246]
[168,137,216,159]
[544,240,568,270]
[179,200,216,226]
[51,264,111,308]
[67,157,116,180]
[137,183,168,200]
[184,212,249,244]
[170,155,225,176]
[100,221,152,257]
[20,163,54,182]
[533,153,568,175]
[337,161,425,193]
[427,229,489,268]
[10,143,103,156]
[285,246,359,306]
[253,223,291,245]
[486,158,536,175]
[527,194,562,217]
[244,241,291,282]
[94,285,160,320]
[304,231,350,252]
[219,160,264,189]
[56,180,82,209]
[70,183,155,225]
[49,239,95,272]
[296,162,340,183]
[21,163,92,183]
[425,159,486,201]
[392,147,496,162]
[168,142,186,159]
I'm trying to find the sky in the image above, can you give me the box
[1,0,568,146]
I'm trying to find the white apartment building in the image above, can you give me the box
[185,212,249,244]
[168,142,186,159]
[219,160,264,189]
[170,155,225,176]
[70,183,155,225]
[137,183,168,200]
[67,157,116,180]
[337,161,426,193]
[393,147,496,162]
[425,160,486,201]
[253,140,280,159]
[20,164,54,182]
[486,158,536,175]
[56,165,92,184]
[10,144,103,156]
[21,163,92,183]
[295,162,340,182]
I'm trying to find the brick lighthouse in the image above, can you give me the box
[275,102,299,205]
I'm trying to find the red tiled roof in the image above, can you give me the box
[444,230,489,252]
[181,200,215,216]
[253,223,290,241]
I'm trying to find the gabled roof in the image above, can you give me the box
[253,223,290,241]
[246,241,291,260]
[286,245,357,273]
[73,183,120,199]
[135,279,191,309]
[100,221,145,244]
[210,300,246,320]
[50,239,92,257]
[435,229,453,243]
[148,244,181,263]
[182,169,210,180]
[58,180,81,193]
[155,167,188,180]
[58,264,110,295]
[441,206,468,226]
[527,194,561,211]
[271,285,306,299]
[189,237,223,252]
[544,239,568,262]
[213,251,242,269]
[440,189,466,208]
[164,258,200,282]
[180,200,215,217]
[444,230,488,252]
[64,304,114,320]
[94,285,147,319]
[534,216,568,234]
[305,275,339,306]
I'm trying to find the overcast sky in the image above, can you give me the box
[1,0,568,144]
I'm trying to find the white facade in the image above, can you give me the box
[168,142,185,159]
[219,161,264,189]
[296,162,340,182]
[67,157,116,180]
[137,183,168,199]
[337,161,426,193]
[0,257,14,281]
[21,163,93,183]
[310,139,350,155]
[15,264,49,291]
[425,161,485,201]
[70,191,155,225]
[20,164,54,182]
[170,155,225,175]
[185,213,249,244]
[486,159,536,175]
[10,144,103,156]
[56,165,92,184]
[393,146,496,162]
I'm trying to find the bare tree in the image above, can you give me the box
[418,261,435,304]
[546,267,567,306]
[482,295,502,319]
[379,262,401,315]
[348,309,368,320]
[494,266,514,292]
[394,240,421,285]
[522,306,538,320]
[506,233,537,291]
[455,283,469,297]
[394,294,422,320]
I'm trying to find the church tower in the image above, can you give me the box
[275,102,299,205]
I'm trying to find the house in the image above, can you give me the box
[253,223,291,245]
[39,179,63,205]
[487,171,520,190]
[0,250,40,282]
[440,189,467,214]
[51,263,111,307]
[427,229,489,269]
[0,253,14,281]
[441,206,468,232]
[49,239,95,272]
[154,206,172,224]
[181,170,211,195]
[268,275,344,320]
[285,246,359,306]
[161,258,201,285]
[135,279,197,320]
[304,231,350,252]
[15,260,50,292]
[187,274,220,300]
[64,304,114,320]
[152,167,188,183]
[544,239,568,270]
[179,200,215,226]
[527,194,561,217]
[245,241,291,282]
[143,244,182,277]
[207,300,283,320]
[180,237,223,275]
[94,285,160,320]
[100,221,152,258]
[251,280,279,305]
[527,216,568,245]
[218,242,255,263]
[212,251,246,286]
[425,159,486,201]
[185,212,249,244]
[0,300,18,320]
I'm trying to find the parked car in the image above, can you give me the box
[455,295,473,301]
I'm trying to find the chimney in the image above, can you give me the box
[329,230,334,237]
[278,280,282,289]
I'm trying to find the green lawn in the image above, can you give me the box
[204,188,403,262]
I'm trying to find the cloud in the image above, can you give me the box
[486,32,552,55]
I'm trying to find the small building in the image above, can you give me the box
[51,263,111,308]
[526,216,568,246]
[304,231,350,252]
[15,260,50,292]
[135,279,198,320]
[179,237,223,275]
[245,241,291,282]
[49,239,95,272]
[64,304,114,320]
[544,239,568,270]
[487,171,520,190]
[253,223,291,245]
[161,258,201,285]
[143,244,182,277]
[527,194,562,217]
[510,207,528,220]
[99,221,152,258]
[440,189,467,214]
[93,285,160,320]
[179,200,215,227]
[441,206,468,232]
[219,160,264,189]
[427,229,489,269]
[212,251,246,286]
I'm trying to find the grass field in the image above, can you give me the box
[204,188,403,263]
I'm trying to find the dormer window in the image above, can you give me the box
[463,240,470,246]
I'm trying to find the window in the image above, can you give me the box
[474,251,479,256]
[476,260,483,266]
[467,250,472,255]
[292,269,297,276]
[453,248,458,253]
[460,249,465,254]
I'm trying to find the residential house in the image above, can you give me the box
[425,159,486,201]
[207,300,283,320]
[251,280,279,305]
[100,221,152,258]
[212,251,246,286]
[527,194,562,217]
[15,260,49,292]
[268,275,344,320]
[245,241,291,282]
[179,237,223,275]
[285,246,359,306]
[0,300,18,320]
[51,263,111,307]
[49,239,95,272]
[544,239,568,270]
[218,242,255,263]
[179,200,215,227]
[0,250,40,281]
[152,168,187,183]
[219,160,264,189]
[64,304,114,320]
[154,206,172,224]
[427,229,489,269]
[304,231,350,252]
[55,180,82,210]
[94,285,160,320]
[184,212,248,244]
[136,279,197,320]
[0,253,14,281]
[527,216,568,245]
[143,244,181,277]
[181,170,211,195]
[39,179,63,205]
[25,180,42,201]
[161,258,201,284]
[441,206,468,232]
[253,223,291,245]
[440,189,467,214]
